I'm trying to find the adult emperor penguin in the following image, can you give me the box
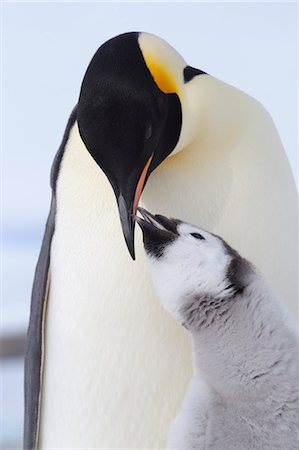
[24,32,298,449]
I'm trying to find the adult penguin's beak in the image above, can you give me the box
[76,32,183,260]
[117,155,153,260]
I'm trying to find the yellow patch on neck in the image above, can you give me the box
[144,57,177,94]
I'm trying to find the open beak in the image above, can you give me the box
[117,156,153,260]
[137,207,179,234]
[136,207,178,257]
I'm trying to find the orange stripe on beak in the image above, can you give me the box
[133,155,153,217]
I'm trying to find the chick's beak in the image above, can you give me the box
[136,207,178,258]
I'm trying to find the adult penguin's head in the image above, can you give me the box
[77,32,206,259]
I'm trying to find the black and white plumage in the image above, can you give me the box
[24,108,77,450]
[138,208,299,450]
[24,32,298,449]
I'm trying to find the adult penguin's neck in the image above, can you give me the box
[173,74,275,157]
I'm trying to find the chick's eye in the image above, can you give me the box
[145,124,153,140]
[190,232,205,240]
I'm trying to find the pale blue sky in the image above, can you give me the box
[3,2,298,228]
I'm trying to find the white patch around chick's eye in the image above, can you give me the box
[176,223,208,239]
[146,223,232,322]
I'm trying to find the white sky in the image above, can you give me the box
[2,2,298,227]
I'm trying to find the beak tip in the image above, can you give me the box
[129,247,136,261]
[124,232,136,260]
[118,194,137,260]
[124,234,136,260]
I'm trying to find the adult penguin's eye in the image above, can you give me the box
[190,232,205,240]
[145,124,153,140]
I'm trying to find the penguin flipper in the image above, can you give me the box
[23,196,55,450]
[23,107,77,450]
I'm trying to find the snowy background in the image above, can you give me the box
[2,2,298,448]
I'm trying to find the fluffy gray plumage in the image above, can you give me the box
[139,211,299,450]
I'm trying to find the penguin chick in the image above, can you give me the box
[137,208,299,450]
